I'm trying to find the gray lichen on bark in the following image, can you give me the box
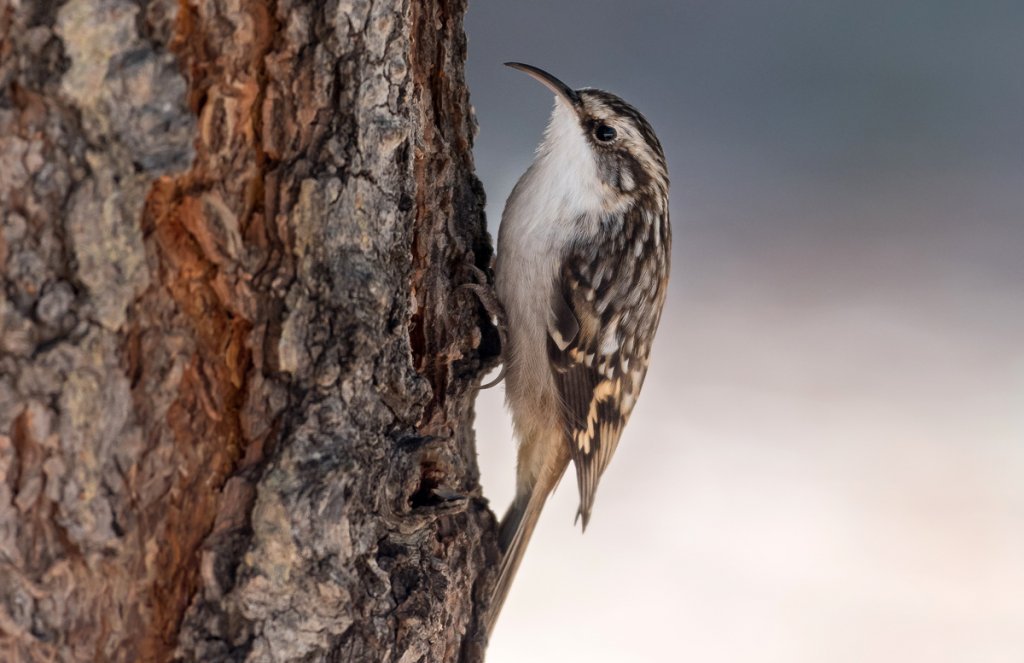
[0,0,498,661]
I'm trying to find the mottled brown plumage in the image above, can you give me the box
[487,63,671,637]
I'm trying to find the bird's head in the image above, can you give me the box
[507,62,668,213]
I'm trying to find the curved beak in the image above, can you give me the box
[505,62,581,111]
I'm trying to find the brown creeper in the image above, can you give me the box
[487,63,671,634]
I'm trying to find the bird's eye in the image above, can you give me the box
[594,124,617,142]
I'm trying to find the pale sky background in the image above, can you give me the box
[464,2,1024,662]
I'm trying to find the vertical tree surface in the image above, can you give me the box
[0,0,500,660]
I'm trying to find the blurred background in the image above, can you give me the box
[465,1,1024,661]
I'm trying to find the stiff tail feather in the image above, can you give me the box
[484,488,549,638]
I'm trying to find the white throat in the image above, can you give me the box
[533,99,607,219]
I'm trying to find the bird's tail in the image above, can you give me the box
[485,486,550,638]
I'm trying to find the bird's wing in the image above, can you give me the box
[547,209,669,528]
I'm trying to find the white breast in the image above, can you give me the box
[495,98,608,402]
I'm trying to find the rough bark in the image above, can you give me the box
[0,0,499,661]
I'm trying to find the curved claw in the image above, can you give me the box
[458,282,509,389]
[478,364,507,390]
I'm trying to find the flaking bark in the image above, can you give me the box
[0,0,499,661]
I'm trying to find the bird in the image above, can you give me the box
[486,62,671,636]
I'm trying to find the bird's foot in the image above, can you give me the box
[458,267,508,389]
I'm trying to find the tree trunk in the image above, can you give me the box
[0,0,499,661]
